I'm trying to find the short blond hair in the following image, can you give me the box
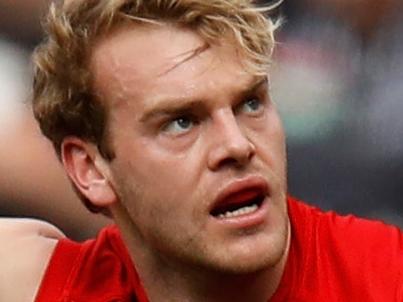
[32,0,281,212]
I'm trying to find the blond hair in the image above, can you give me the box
[32,0,281,212]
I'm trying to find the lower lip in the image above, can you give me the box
[210,196,270,229]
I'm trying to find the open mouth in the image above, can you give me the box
[210,190,265,219]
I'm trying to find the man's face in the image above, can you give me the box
[91,24,289,274]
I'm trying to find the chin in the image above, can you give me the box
[216,256,279,275]
[204,231,289,275]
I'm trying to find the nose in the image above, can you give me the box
[207,110,256,171]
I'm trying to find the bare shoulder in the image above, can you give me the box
[0,218,65,238]
[0,218,66,302]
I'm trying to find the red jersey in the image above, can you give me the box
[35,225,148,302]
[271,198,403,301]
[35,197,403,302]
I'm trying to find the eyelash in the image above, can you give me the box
[161,114,198,135]
[236,95,265,115]
[160,95,266,135]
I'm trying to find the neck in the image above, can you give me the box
[112,203,290,302]
[150,267,285,302]
[136,249,288,302]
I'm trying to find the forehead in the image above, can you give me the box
[90,23,254,108]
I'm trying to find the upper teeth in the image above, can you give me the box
[217,203,258,219]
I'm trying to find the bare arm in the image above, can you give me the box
[0,218,65,302]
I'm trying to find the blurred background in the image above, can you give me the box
[0,0,401,240]
[0,0,110,239]
[271,0,403,226]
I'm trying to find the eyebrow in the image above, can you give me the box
[139,76,268,123]
[243,76,268,97]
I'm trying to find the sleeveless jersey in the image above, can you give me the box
[35,197,403,301]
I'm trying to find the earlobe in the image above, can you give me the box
[61,137,117,208]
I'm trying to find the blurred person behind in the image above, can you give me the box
[0,0,109,239]
[271,0,403,225]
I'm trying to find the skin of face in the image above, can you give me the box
[88,23,289,277]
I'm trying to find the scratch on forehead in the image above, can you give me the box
[158,42,210,77]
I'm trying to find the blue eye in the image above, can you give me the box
[241,98,262,113]
[163,116,194,134]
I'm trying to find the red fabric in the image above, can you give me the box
[35,225,148,302]
[270,198,403,301]
[35,197,403,302]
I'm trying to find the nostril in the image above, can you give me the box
[207,114,256,170]
[216,144,255,169]
[219,157,243,168]
[208,135,256,171]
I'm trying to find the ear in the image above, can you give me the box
[61,137,117,208]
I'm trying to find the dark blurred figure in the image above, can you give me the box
[0,0,109,239]
[272,0,403,225]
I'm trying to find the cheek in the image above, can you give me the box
[113,154,206,248]
[252,113,286,160]
[114,159,190,237]
[113,142,201,207]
